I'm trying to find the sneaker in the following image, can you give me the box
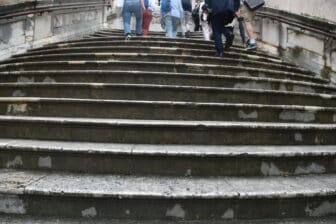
[185,31,191,38]
[215,51,224,57]
[246,42,257,51]
[125,34,131,41]
[225,33,234,50]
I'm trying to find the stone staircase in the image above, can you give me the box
[0,29,335,223]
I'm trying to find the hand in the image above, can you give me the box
[235,10,241,17]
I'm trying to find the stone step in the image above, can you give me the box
[0,71,332,94]
[0,61,325,84]
[1,169,336,219]
[4,53,311,75]
[1,138,335,176]
[0,116,335,145]
[0,83,335,107]
[93,30,206,38]
[2,98,336,123]
[12,46,295,67]
[29,39,281,61]
[1,215,335,224]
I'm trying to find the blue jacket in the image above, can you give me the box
[205,0,240,15]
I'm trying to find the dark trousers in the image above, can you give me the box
[212,11,234,54]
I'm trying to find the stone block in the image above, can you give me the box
[287,29,324,55]
[261,18,280,46]
[34,14,52,40]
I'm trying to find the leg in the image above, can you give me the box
[134,2,143,36]
[212,12,225,56]
[223,26,234,49]
[123,2,132,36]
[164,14,173,38]
[142,9,153,36]
[238,17,246,45]
[171,16,180,38]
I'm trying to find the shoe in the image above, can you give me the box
[246,42,257,51]
[225,33,234,50]
[125,34,131,40]
[185,31,191,38]
[215,51,224,57]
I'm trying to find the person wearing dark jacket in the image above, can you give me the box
[205,0,240,57]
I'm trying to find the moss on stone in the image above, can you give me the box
[292,46,303,58]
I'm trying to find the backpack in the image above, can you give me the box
[161,0,171,13]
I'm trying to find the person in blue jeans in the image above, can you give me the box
[123,0,145,39]
[161,0,184,38]
[205,0,240,57]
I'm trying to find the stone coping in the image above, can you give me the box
[0,116,336,130]
[0,61,325,83]
[0,169,335,199]
[0,138,336,158]
[4,53,310,74]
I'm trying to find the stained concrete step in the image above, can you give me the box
[2,98,336,123]
[1,215,335,224]
[0,83,335,107]
[0,71,332,94]
[0,116,335,145]
[0,61,325,84]
[12,46,296,67]
[1,169,336,219]
[1,139,335,176]
[4,53,310,75]
[29,39,281,60]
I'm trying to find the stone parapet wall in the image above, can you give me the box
[265,0,336,23]
[0,0,108,60]
[252,7,336,83]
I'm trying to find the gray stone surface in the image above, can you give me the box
[0,215,335,224]
[0,138,336,158]
[0,169,334,199]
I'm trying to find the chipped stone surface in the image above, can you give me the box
[260,162,284,176]
[293,85,315,93]
[295,163,326,175]
[222,209,234,219]
[38,156,52,168]
[279,111,315,122]
[6,156,23,168]
[238,110,258,119]
[294,133,303,142]
[0,194,26,214]
[81,207,97,218]
[6,104,28,115]
[17,77,34,83]
[234,82,271,90]
[305,201,336,217]
[12,90,26,97]
[166,204,185,219]
[42,77,56,83]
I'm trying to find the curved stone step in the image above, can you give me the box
[4,53,311,75]
[1,98,336,123]
[0,83,336,106]
[1,169,336,219]
[1,215,336,224]
[0,71,332,94]
[0,116,335,145]
[1,139,335,176]
[12,46,293,67]
[28,39,281,61]
[0,61,325,84]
